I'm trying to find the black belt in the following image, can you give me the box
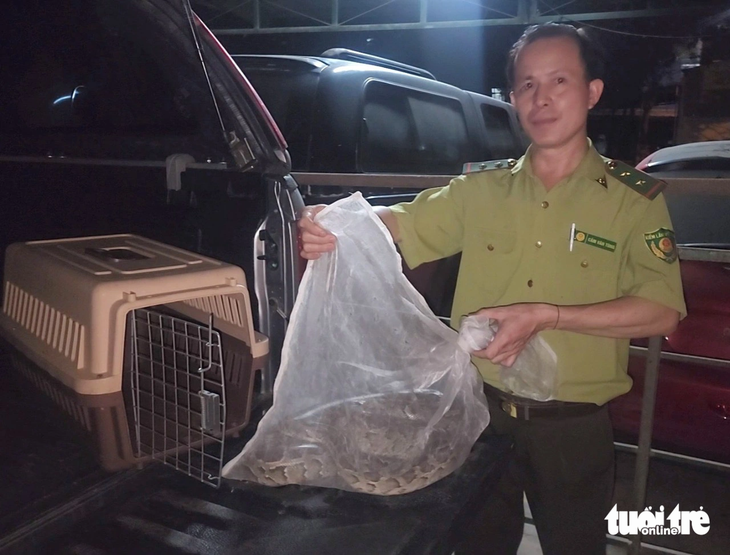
[483,383,602,421]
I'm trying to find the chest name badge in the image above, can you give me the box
[644,228,677,263]
[573,229,617,252]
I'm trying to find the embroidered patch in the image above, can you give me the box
[644,228,677,263]
[573,229,617,252]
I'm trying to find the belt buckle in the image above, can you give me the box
[501,400,518,418]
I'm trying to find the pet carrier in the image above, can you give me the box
[0,234,268,486]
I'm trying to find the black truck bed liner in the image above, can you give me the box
[0,350,510,555]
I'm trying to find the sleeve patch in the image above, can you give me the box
[644,228,677,263]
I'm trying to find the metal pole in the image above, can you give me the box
[517,0,539,24]
[630,334,663,555]
[332,0,338,25]
[419,0,427,23]
[517,0,528,22]
[214,5,721,35]
[253,0,260,29]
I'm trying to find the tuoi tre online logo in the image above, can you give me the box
[605,504,710,536]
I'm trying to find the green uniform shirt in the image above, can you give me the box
[390,145,687,405]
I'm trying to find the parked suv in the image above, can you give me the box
[233,49,527,178]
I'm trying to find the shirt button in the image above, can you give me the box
[535,241,542,248]
[581,260,589,268]
[541,201,549,209]
[487,244,495,251]
[527,279,533,287]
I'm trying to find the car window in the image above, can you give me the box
[480,103,520,160]
[664,192,730,247]
[359,81,469,174]
[0,0,223,159]
[239,66,318,171]
[3,5,196,132]
[646,160,730,248]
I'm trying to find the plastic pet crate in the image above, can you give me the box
[0,234,268,485]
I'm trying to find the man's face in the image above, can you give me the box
[510,36,603,151]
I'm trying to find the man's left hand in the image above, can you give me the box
[471,303,558,367]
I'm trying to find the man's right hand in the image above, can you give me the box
[298,205,336,260]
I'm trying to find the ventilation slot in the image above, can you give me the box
[2,282,85,368]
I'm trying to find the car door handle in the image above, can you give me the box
[709,402,730,420]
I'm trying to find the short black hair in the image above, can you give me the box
[506,22,605,89]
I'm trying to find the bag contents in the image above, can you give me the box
[222,193,491,495]
[457,314,558,401]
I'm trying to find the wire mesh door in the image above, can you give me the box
[130,307,227,487]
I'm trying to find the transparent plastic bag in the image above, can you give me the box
[458,314,558,401]
[222,193,491,495]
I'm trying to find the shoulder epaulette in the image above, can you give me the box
[604,159,666,200]
[462,158,517,175]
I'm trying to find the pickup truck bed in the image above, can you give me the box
[0,350,510,555]
[0,352,107,535]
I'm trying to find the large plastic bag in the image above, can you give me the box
[458,314,558,401]
[222,193,490,495]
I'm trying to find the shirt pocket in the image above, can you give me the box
[461,225,520,297]
[557,242,621,302]
[467,225,518,257]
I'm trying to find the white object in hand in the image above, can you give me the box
[457,315,497,353]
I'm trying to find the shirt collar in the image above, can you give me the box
[511,139,608,190]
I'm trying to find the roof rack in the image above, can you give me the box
[320,48,436,80]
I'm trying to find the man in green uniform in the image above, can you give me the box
[299,23,685,555]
